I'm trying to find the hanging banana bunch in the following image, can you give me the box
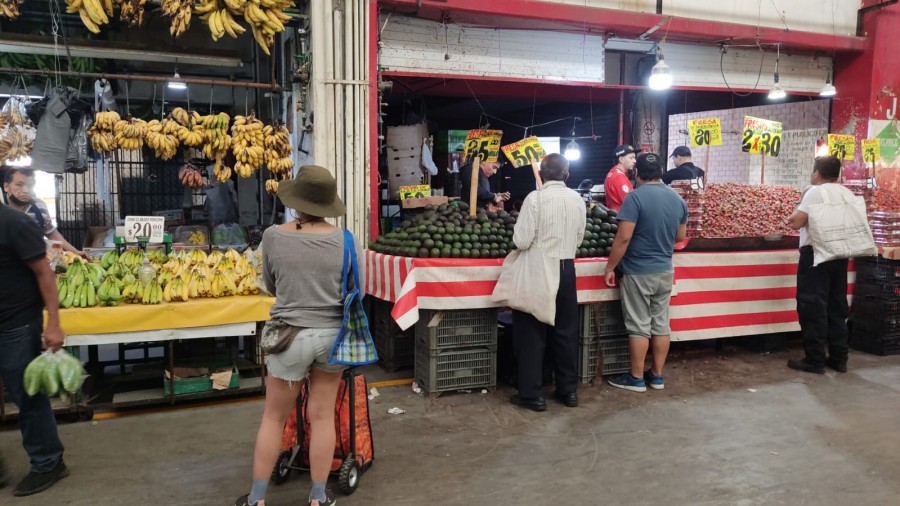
[114,117,148,151]
[265,179,279,195]
[145,118,181,160]
[171,108,205,148]
[263,123,293,179]
[231,114,265,178]
[0,0,24,19]
[243,0,292,56]
[201,112,231,159]
[162,0,193,37]
[88,111,120,156]
[118,0,148,26]
[66,0,114,34]
[195,0,246,41]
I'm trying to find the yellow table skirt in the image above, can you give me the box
[46,295,275,335]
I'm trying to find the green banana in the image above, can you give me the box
[87,283,96,307]
[61,287,75,309]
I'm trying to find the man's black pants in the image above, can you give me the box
[796,246,849,367]
[513,259,579,399]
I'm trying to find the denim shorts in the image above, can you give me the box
[620,271,675,338]
[265,327,346,381]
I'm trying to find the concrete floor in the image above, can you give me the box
[2,346,899,506]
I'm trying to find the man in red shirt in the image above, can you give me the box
[604,145,638,211]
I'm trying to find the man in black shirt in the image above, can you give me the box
[459,160,509,211]
[662,146,705,185]
[0,204,68,496]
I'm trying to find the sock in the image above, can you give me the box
[249,479,269,505]
[309,480,327,502]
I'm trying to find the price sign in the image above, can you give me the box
[501,136,547,168]
[862,138,881,164]
[688,118,722,147]
[463,129,503,163]
[828,134,856,161]
[399,184,431,200]
[741,116,783,157]
[124,216,165,243]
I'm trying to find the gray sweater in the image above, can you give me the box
[262,227,365,328]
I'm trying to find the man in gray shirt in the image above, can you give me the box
[603,153,687,393]
[510,153,586,411]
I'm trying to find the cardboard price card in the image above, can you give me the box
[463,129,503,163]
[862,138,880,164]
[688,118,722,147]
[501,136,547,168]
[828,134,855,161]
[124,216,165,243]
[399,185,432,200]
[741,116,783,157]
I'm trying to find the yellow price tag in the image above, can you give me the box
[501,136,547,168]
[741,116,783,157]
[861,138,880,164]
[398,185,431,200]
[827,134,856,161]
[688,118,722,147]
[462,129,503,163]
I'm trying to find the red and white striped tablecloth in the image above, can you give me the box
[365,250,855,341]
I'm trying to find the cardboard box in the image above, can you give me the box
[401,196,450,209]
[386,123,429,152]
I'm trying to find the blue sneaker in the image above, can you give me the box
[607,373,647,392]
[643,370,665,390]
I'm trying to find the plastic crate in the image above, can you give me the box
[580,302,626,338]
[415,309,497,350]
[415,345,497,395]
[851,315,900,338]
[578,337,630,383]
[852,295,900,317]
[850,331,900,356]
[854,256,900,284]
[372,299,414,371]
[854,281,900,303]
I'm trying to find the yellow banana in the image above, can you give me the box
[79,9,101,32]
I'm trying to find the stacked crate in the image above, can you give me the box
[577,301,631,383]
[851,256,900,356]
[414,309,498,395]
[371,299,415,372]
[671,181,704,237]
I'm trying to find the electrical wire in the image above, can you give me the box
[719,44,766,97]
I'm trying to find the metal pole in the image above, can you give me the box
[0,67,280,90]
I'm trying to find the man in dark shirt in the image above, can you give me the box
[459,160,509,211]
[0,204,69,496]
[662,146,705,185]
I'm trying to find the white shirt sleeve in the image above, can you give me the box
[797,186,822,214]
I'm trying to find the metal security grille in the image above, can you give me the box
[55,149,205,248]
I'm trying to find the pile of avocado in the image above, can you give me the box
[370,201,620,259]
[370,202,518,258]
[577,205,619,258]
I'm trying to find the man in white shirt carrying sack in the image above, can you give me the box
[503,153,586,411]
[786,155,876,374]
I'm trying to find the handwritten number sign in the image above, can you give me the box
[688,118,722,147]
[501,136,547,168]
[741,116,783,157]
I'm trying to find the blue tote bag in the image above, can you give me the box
[328,230,379,366]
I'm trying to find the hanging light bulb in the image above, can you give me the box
[819,72,836,97]
[564,139,581,161]
[648,46,672,90]
[168,69,187,90]
[768,44,786,100]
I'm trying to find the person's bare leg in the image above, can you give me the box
[650,335,671,375]
[629,336,650,378]
[247,375,302,505]
[307,367,343,506]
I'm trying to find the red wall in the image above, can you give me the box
[832,2,900,179]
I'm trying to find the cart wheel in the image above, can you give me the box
[337,458,361,495]
[271,450,293,485]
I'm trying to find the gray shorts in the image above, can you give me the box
[265,327,346,381]
[620,271,675,338]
